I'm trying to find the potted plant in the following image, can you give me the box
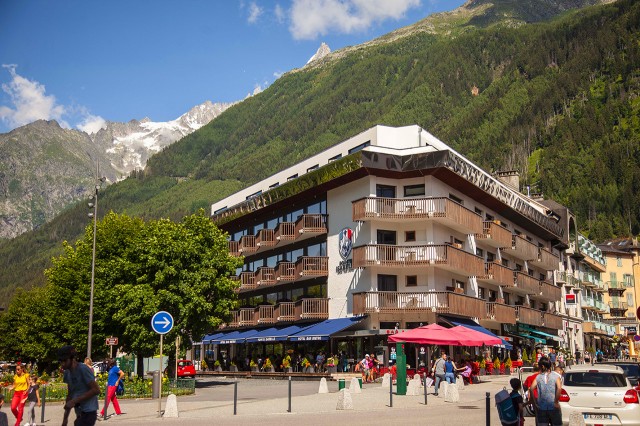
[479,358,487,375]
[302,357,313,373]
[281,356,292,373]
[229,361,238,372]
[326,356,337,374]
[214,360,222,372]
[493,357,501,375]
[264,358,274,373]
[250,359,258,372]
[504,357,513,374]
[521,349,530,366]
[201,359,208,372]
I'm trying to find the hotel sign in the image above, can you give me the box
[336,227,354,274]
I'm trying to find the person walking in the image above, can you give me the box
[99,359,124,418]
[59,345,100,426]
[25,375,41,426]
[432,353,447,395]
[9,363,29,426]
[528,358,562,426]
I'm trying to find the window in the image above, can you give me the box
[503,293,510,305]
[307,164,319,173]
[448,193,463,205]
[213,206,228,215]
[328,154,342,163]
[377,229,397,245]
[453,279,465,290]
[405,231,416,242]
[476,248,484,257]
[376,184,396,198]
[564,372,627,388]
[404,184,425,197]
[487,252,495,262]
[478,287,486,299]
[269,182,280,189]
[627,293,634,307]
[617,256,623,267]
[485,213,494,221]
[378,275,398,291]
[475,207,483,216]
[488,290,496,302]
[348,141,370,154]
[515,263,522,271]
[406,276,417,287]
[287,174,298,181]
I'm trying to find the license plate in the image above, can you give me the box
[583,414,613,420]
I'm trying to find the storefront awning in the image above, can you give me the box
[289,316,366,342]
[202,332,227,343]
[518,325,562,342]
[440,315,513,350]
[219,329,261,344]
[509,332,545,344]
[245,324,317,343]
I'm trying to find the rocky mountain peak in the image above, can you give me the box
[306,42,331,66]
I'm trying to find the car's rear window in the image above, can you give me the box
[564,372,627,387]
[179,361,193,367]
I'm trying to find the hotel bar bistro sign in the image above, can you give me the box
[336,227,354,274]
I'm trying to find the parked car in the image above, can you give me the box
[596,361,640,386]
[560,364,640,425]
[177,360,196,378]
[92,361,109,375]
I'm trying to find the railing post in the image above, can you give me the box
[40,384,47,424]
[485,392,490,426]
[287,376,292,413]
[389,371,393,407]
[233,380,238,415]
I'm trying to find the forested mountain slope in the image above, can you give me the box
[0,0,638,302]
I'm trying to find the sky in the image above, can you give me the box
[0,0,466,134]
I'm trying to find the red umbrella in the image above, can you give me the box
[450,326,503,346]
[388,323,465,345]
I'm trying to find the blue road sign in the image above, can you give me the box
[151,311,174,335]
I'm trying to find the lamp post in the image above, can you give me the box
[87,162,105,359]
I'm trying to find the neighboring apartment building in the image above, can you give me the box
[599,239,640,358]
[205,125,569,364]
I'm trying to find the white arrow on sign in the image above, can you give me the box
[154,317,171,329]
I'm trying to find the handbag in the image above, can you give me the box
[116,380,125,396]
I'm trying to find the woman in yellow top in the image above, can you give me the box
[9,364,29,426]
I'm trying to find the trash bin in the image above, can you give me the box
[358,378,363,388]
[338,378,345,390]
[151,370,161,399]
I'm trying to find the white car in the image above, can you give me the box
[560,364,640,425]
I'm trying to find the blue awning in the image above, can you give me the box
[518,326,562,342]
[202,332,226,343]
[440,315,513,350]
[218,329,261,344]
[289,316,365,342]
[245,324,317,343]
[210,330,243,344]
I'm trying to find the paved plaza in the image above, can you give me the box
[29,374,525,426]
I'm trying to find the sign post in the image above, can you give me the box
[151,311,174,418]
[105,337,119,359]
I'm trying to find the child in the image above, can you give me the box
[509,378,525,426]
[25,375,41,426]
[0,394,9,426]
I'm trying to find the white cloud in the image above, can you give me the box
[274,4,286,23]
[247,2,263,24]
[0,64,66,129]
[77,113,107,134]
[289,0,420,40]
[273,71,284,79]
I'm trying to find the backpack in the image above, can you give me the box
[116,380,125,396]
[495,389,519,426]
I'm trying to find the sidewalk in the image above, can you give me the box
[33,374,519,426]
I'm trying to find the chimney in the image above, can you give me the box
[494,170,520,192]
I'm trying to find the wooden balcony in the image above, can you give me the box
[514,272,542,295]
[515,306,543,327]
[352,244,484,277]
[543,312,563,329]
[352,291,486,319]
[478,262,515,287]
[531,247,559,271]
[295,298,329,320]
[237,272,257,292]
[352,197,483,234]
[537,281,562,302]
[275,222,295,242]
[256,305,276,324]
[256,229,276,248]
[275,302,296,322]
[295,256,329,278]
[255,267,276,287]
[228,240,240,257]
[294,214,328,238]
[239,235,257,254]
[476,221,513,249]
[238,308,256,326]
[503,235,539,261]
[486,302,517,324]
[275,261,296,282]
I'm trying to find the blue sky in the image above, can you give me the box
[0,0,465,134]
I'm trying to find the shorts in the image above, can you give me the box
[535,409,561,426]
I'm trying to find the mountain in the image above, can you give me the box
[0,101,232,239]
[0,0,638,303]
[306,43,331,65]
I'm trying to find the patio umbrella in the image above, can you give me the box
[450,325,503,346]
[388,323,465,345]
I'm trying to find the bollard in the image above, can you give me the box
[485,392,490,426]
[423,373,428,405]
[287,376,291,413]
[389,372,393,407]
[233,380,238,415]
[40,384,47,424]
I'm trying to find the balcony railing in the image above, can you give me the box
[295,256,329,278]
[352,291,486,319]
[228,240,240,257]
[476,221,513,249]
[295,298,329,320]
[479,262,516,287]
[609,300,629,310]
[275,261,296,282]
[239,235,257,253]
[256,229,276,248]
[275,302,296,321]
[542,312,563,329]
[238,272,256,290]
[504,235,539,261]
[352,244,484,277]
[515,306,543,327]
[256,305,276,324]
[275,222,295,241]
[532,247,559,271]
[514,272,542,295]
[255,267,276,287]
[352,197,483,234]
[538,281,562,301]
[486,302,516,324]
[294,214,328,236]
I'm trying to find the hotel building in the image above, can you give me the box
[206,125,569,363]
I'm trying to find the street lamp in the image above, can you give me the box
[87,162,105,359]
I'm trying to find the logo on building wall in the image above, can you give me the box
[338,227,354,260]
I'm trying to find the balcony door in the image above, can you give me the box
[376,185,396,215]
[377,274,398,309]
[377,230,397,263]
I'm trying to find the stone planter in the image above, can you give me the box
[327,365,337,374]
[479,368,486,376]
[285,367,292,374]
[229,365,238,372]
[304,366,315,373]
[215,366,222,372]
[266,367,275,373]
[251,366,258,372]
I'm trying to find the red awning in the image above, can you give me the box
[388,323,502,346]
